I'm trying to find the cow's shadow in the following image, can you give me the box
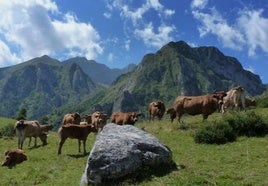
[67,153,89,158]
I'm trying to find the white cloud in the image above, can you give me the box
[237,9,268,56]
[107,53,114,62]
[0,0,103,67]
[192,9,245,50]
[191,0,208,9]
[191,1,268,57]
[108,0,175,49]
[134,23,175,48]
[244,65,255,73]
[0,40,20,66]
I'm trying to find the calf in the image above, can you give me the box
[110,112,141,125]
[148,101,166,121]
[166,108,176,123]
[57,124,98,155]
[1,149,27,168]
[14,120,48,149]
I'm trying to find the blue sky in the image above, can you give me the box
[0,0,268,83]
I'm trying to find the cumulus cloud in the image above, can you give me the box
[237,9,268,56]
[134,23,175,48]
[0,0,103,67]
[191,0,268,57]
[107,0,175,49]
[191,0,208,9]
[192,8,245,50]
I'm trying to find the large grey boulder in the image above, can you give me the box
[80,123,174,185]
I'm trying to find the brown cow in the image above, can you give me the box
[62,112,81,125]
[166,108,176,123]
[221,86,246,113]
[57,124,98,155]
[148,101,166,121]
[173,92,226,123]
[2,149,27,168]
[14,120,48,149]
[110,112,141,125]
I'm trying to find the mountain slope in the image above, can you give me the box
[0,55,104,119]
[87,41,265,115]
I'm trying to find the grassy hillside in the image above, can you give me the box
[0,109,268,185]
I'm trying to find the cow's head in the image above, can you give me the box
[39,132,48,146]
[91,111,108,130]
[166,108,176,122]
[82,114,92,124]
[129,112,142,124]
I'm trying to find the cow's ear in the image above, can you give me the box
[4,150,10,156]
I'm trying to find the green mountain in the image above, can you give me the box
[84,41,266,115]
[0,41,266,124]
[0,55,104,119]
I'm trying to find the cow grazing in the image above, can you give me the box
[148,101,166,121]
[2,149,27,168]
[91,111,108,131]
[28,124,53,147]
[14,120,48,149]
[221,86,246,113]
[110,112,142,125]
[57,124,98,155]
[62,112,81,125]
[173,92,227,123]
[166,108,176,123]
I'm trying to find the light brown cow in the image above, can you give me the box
[173,92,227,123]
[110,112,142,125]
[91,111,108,131]
[2,149,27,168]
[221,86,246,113]
[57,124,98,155]
[148,101,166,121]
[14,120,48,149]
[166,108,176,123]
[62,112,81,125]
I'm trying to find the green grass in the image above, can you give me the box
[0,109,268,186]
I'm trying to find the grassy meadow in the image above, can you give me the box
[0,108,268,186]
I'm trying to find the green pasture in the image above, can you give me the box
[0,108,267,186]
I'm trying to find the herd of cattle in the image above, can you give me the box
[1,86,256,167]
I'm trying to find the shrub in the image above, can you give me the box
[194,121,236,144]
[0,124,15,138]
[194,111,268,144]
[224,111,268,137]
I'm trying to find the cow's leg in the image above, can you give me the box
[28,137,32,147]
[34,137,37,147]
[82,140,86,155]
[78,139,81,153]
[58,137,67,155]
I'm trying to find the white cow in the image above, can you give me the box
[221,86,246,113]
